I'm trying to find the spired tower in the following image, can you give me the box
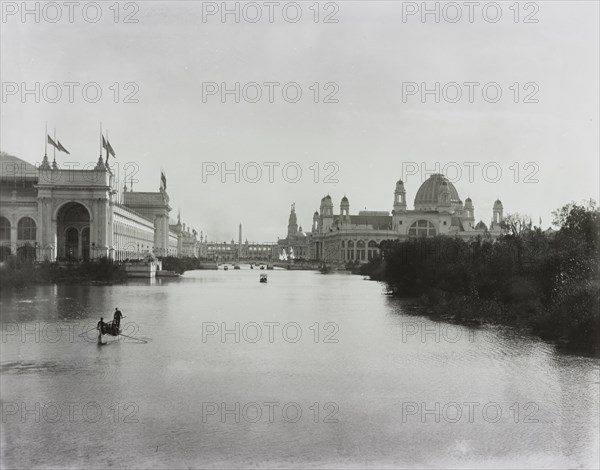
[319,195,334,232]
[340,196,350,225]
[312,211,319,234]
[464,197,475,229]
[492,199,504,228]
[392,179,407,232]
[287,203,298,237]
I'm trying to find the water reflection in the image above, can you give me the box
[1,270,598,469]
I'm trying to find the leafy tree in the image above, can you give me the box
[360,200,599,353]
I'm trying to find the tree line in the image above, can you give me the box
[359,201,599,354]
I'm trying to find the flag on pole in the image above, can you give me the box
[107,140,115,158]
[56,140,70,155]
[47,135,60,150]
[161,171,167,190]
[102,136,116,158]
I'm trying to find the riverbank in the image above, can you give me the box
[362,264,599,356]
[160,256,213,274]
[358,202,600,356]
[0,258,127,290]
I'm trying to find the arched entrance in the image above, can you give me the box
[81,227,90,261]
[57,202,91,261]
[65,227,78,260]
[17,244,36,264]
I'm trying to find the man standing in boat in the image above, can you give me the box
[97,317,105,335]
[113,308,123,332]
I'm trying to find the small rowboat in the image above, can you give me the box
[260,274,268,283]
[88,316,147,345]
[97,321,120,344]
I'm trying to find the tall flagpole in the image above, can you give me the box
[53,128,57,167]
[99,122,103,159]
[44,121,48,157]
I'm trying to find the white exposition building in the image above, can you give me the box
[0,152,200,262]
[305,174,505,263]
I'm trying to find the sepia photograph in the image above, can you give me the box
[1,1,599,468]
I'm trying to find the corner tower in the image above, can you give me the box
[319,195,334,232]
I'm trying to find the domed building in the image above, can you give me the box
[413,173,462,211]
[306,174,505,263]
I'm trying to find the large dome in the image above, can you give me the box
[414,174,461,210]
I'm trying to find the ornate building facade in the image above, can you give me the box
[308,174,505,263]
[0,152,200,262]
[205,240,278,262]
[277,203,311,260]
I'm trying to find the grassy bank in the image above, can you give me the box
[160,256,206,274]
[0,257,127,290]
[359,201,600,355]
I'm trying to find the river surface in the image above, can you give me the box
[1,269,598,469]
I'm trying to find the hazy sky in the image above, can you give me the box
[1,1,598,241]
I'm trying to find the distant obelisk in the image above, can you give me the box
[238,223,242,261]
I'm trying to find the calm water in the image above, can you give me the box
[1,269,598,469]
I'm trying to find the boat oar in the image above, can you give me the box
[118,333,148,344]
[78,326,98,338]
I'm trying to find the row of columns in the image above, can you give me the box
[315,239,381,262]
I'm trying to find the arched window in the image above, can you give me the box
[356,240,366,261]
[0,217,10,240]
[408,220,436,238]
[346,240,354,260]
[17,217,36,241]
[367,240,379,260]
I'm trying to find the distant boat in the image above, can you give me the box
[260,274,268,283]
[234,264,240,270]
[260,265,265,270]
[319,264,333,274]
[224,265,229,271]
[250,264,254,269]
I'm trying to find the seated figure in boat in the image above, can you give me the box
[97,317,119,336]
[106,320,118,336]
